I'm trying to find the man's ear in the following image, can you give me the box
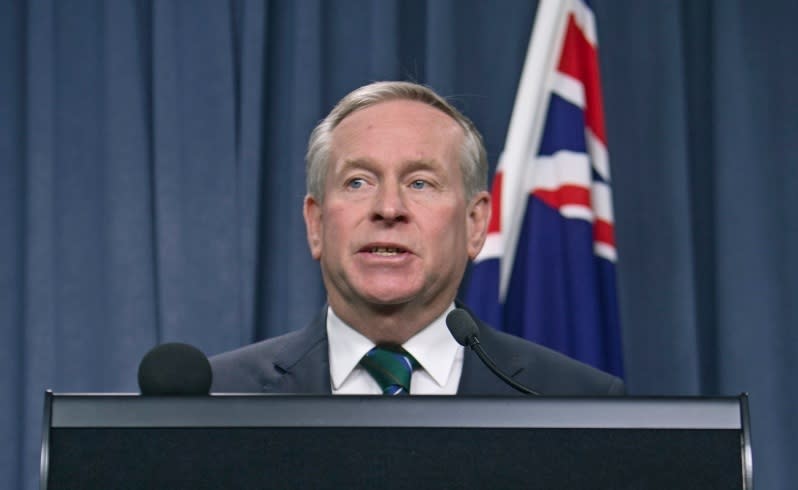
[466,191,491,260]
[303,194,323,260]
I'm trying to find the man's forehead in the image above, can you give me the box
[328,100,464,158]
[323,99,466,185]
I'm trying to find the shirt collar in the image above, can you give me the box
[327,307,375,390]
[402,304,458,387]
[326,304,460,390]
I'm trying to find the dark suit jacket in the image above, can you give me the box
[210,307,624,396]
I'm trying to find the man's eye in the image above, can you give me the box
[410,180,427,190]
[347,178,365,189]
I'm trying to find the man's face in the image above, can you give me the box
[304,100,490,326]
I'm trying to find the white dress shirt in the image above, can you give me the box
[327,304,464,395]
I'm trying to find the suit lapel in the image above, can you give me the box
[267,309,332,394]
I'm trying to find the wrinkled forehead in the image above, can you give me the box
[324,104,464,192]
[329,100,465,161]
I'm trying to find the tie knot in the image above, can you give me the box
[360,346,418,395]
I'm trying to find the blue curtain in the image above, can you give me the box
[596,3,798,488]
[1,0,796,488]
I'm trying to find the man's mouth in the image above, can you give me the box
[363,246,408,256]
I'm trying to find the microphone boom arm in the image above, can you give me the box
[465,336,540,396]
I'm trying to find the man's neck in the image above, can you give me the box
[327,298,453,345]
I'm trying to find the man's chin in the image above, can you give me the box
[360,293,418,310]
[348,286,425,310]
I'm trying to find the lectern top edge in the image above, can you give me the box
[43,392,748,430]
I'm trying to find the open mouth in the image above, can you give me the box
[363,246,408,256]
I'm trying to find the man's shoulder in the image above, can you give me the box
[477,321,625,395]
[208,330,296,392]
[209,312,328,392]
[210,328,305,367]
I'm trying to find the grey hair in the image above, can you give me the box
[305,81,488,202]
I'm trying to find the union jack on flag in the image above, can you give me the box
[465,0,623,376]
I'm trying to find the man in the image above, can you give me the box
[211,81,624,396]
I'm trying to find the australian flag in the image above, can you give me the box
[466,0,623,377]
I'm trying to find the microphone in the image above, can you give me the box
[446,308,539,395]
[137,342,213,395]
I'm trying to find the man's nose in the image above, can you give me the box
[371,183,408,223]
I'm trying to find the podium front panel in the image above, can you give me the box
[41,394,752,490]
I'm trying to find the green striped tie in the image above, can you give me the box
[360,346,418,395]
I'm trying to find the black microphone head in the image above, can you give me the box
[446,308,479,346]
[137,342,212,395]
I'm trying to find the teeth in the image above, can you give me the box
[371,247,401,255]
